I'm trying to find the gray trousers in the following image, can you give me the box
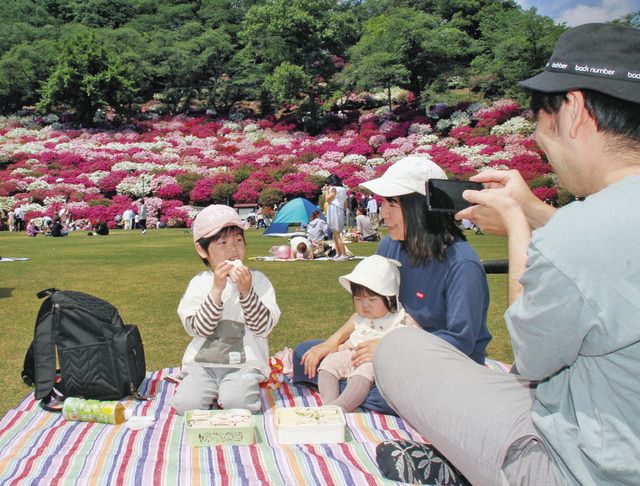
[374,328,559,486]
[169,364,263,415]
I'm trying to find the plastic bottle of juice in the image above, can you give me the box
[62,397,126,424]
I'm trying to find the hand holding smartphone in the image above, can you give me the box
[426,179,483,213]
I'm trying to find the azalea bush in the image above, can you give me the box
[0,99,566,224]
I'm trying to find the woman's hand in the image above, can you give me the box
[352,339,382,368]
[301,341,339,379]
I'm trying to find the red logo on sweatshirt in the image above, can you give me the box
[416,291,425,299]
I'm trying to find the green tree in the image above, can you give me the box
[341,51,408,111]
[147,25,234,114]
[0,1,59,56]
[0,40,57,113]
[612,11,640,28]
[345,7,472,101]
[38,29,136,125]
[264,62,312,106]
[471,7,564,100]
[235,0,358,124]
[102,28,154,121]
[70,0,136,28]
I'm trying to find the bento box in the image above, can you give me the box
[275,406,346,444]
[185,409,255,446]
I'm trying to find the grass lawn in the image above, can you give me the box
[0,227,511,418]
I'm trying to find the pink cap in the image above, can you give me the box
[192,205,244,242]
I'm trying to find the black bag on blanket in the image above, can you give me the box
[21,288,148,408]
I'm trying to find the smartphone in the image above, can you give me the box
[426,179,483,213]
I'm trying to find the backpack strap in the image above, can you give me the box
[39,387,65,413]
[33,290,62,400]
[36,288,60,299]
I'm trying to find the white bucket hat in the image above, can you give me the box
[360,155,447,197]
[338,255,401,297]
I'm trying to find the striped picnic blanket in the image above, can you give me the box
[0,368,426,485]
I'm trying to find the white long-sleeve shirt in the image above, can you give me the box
[177,269,280,377]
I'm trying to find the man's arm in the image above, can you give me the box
[457,191,531,304]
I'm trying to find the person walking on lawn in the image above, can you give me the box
[374,23,640,485]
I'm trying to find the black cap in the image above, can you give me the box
[519,23,640,103]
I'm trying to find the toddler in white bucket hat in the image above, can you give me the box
[316,255,418,412]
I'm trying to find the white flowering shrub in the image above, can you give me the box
[11,167,33,175]
[449,110,471,128]
[418,134,439,145]
[222,121,242,131]
[491,116,535,136]
[365,157,385,167]
[270,137,293,146]
[44,195,67,206]
[245,131,264,143]
[408,123,432,135]
[116,173,154,197]
[435,119,452,131]
[21,202,45,213]
[466,102,487,115]
[341,154,367,165]
[26,180,51,191]
[0,196,16,211]
[79,171,110,183]
[311,169,331,179]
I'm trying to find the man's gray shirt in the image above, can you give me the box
[506,176,640,485]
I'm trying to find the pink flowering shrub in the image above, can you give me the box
[154,183,183,200]
[189,173,235,204]
[273,173,320,200]
[0,98,568,219]
[532,186,558,203]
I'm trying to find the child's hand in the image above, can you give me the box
[233,264,252,298]
[211,260,233,303]
[352,339,381,368]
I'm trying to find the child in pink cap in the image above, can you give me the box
[170,204,281,415]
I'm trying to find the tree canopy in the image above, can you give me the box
[0,0,634,124]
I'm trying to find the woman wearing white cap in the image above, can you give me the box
[316,255,418,412]
[293,155,491,415]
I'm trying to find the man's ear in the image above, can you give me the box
[566,90,594,138]
[195,241,208,259]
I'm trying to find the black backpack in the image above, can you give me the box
[22,288,149,408]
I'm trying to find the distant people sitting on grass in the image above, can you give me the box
[49,217,68,237]
[26,220,40,237]
[374,23,640,486]
[355,207,378,241]
[316,255,418,412]
[170,204,281,415]
[255,207,267,228]
[306,210,326,243]
[94,220,109,236]
[289,236,314,260]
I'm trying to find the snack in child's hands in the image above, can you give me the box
[226,259,243,282]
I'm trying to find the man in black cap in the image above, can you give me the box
[373,23,640,485]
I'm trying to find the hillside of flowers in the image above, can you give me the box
[0,100,563,229]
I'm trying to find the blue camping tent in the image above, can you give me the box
[263,198,322,236]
